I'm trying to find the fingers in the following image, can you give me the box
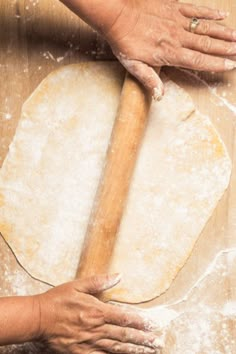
[182,32,236,56]
[179,4,236,50]
[178,3,228,20]
[75,274,121,294]
[96,339,156,354]
[102,324,157,347]
[182,18,236,42]
[104,305,149,331]
[117,57,164,100]
[175,48,236,72]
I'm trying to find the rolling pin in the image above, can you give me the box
[76,71,156,279]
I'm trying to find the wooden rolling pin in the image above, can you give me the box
[76,72,154,279]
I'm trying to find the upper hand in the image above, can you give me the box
[34,274,159,354]
[103,0,236,99]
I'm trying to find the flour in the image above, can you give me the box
[0,62,235,353]
[0,112,12,120]
[0,236,51,298]
[133,248,236,353]
[161,248,236,308]
[178,69,236,115]
[222,301,236,316]
[42,51,56,61]
[2,247,236,353]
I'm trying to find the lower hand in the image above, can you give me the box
[103,0,236,99]
[35,274,158,354]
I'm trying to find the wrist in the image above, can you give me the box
[30,295,44,341]
[0,295,41,345]
[60,0,127,35]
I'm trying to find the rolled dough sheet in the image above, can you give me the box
[0,63,232,303]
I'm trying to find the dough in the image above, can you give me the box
[0,63,232,303]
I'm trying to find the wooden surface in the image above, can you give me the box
[0,0,235,353]
[77,73,152,279]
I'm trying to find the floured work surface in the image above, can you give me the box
[0,61,232,304]
[0,0,235,353]
[0,0,236,354]
[0,58,235,353]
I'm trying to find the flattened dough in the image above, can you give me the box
[0,63,232,303]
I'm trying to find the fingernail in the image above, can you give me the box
[143,336,158,347]
[111,273,122,283]
[219,10,230,18]
[153,87,163,101]
[103,273,122,290]
[225,59,236,70]
[153,338,164,349]
[144,319,158,331]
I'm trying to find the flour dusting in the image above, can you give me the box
[178,69,236,115]
[133,249,236,353]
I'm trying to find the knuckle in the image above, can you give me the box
[129,62,142,76]
[91,307,103,318]
[144,74,156,88]
[198,36,212,52]
[50,337,78,353]
[127,346,135,354]
[152,53,162,66]
[163,47,179,65]
[156,36,166,48]
[226,43,236,55]
[157,32,180,48]
[120,314,130,326]
[192,53,205,68]
[120,327,129,341]
[90,308,105,324]
[153,43,180,66]
[200,21,211,35]
[111,343,121,353]
[153,51,167,66]
[78,311,86,323]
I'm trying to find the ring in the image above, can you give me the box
[189,18,200,33]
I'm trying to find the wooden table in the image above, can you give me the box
[0,0,235,352]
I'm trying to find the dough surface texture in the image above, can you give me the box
[0,63,232,303]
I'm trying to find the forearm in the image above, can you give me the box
[0,296,39,345]
[60,0,126,35]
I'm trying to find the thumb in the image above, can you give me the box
[117,57,164,101]
[75,273,122,294]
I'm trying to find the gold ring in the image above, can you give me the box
[189,17,200,33]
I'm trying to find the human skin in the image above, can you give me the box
[1,1,236,352]
[0,274,159,353]
[60,0,236,99]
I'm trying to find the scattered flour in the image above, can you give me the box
[0,112,12,120]
[134,249,236,353]
[178,69,236,115]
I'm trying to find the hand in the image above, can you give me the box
[35,274,159,354]
[103,0,236,99]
